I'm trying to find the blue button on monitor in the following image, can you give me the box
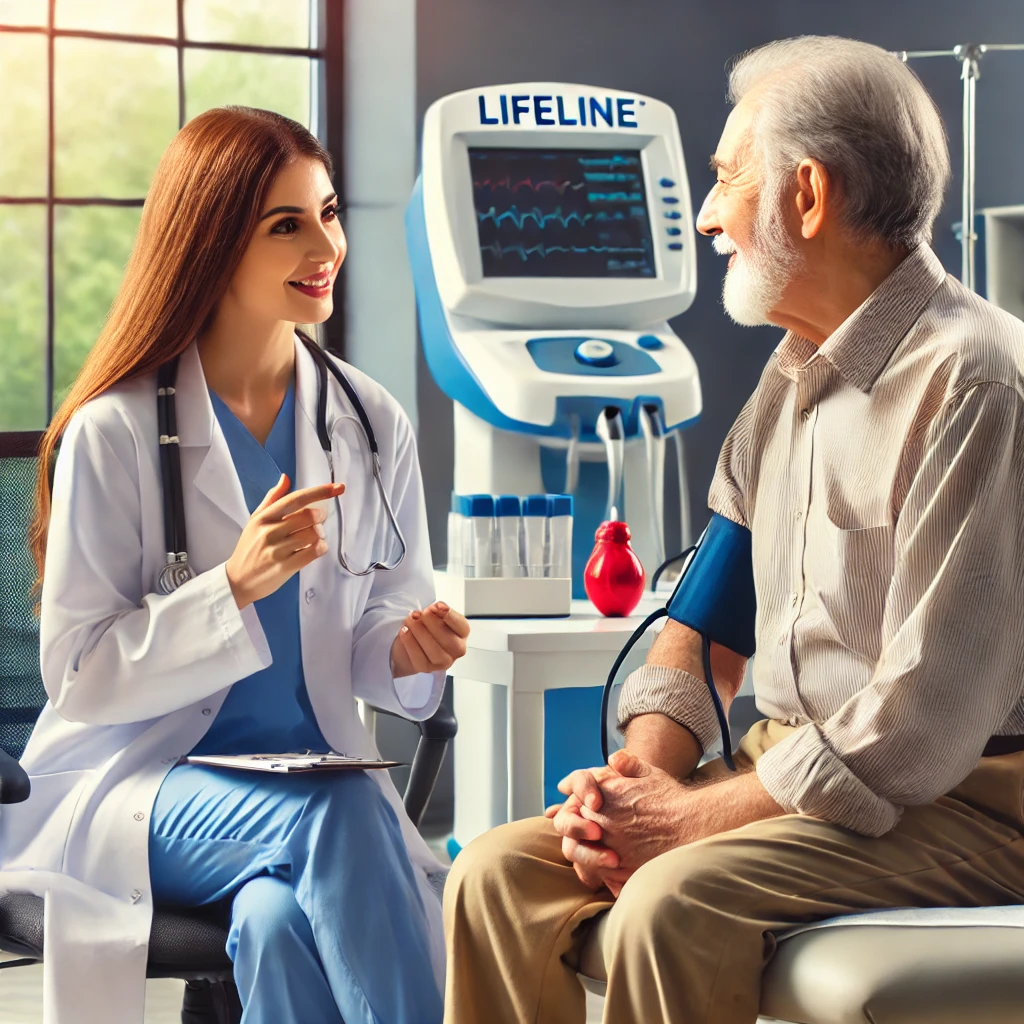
[664,211,682,220]
[666,227,682,236]
[662,196,679,204]
[527,337,660,377]
[637,334,664,350]
[667,242,683,250]
[574,339,617,367]
[659,177,676,188]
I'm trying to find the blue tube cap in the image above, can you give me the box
[458,494,494,517]
[495,495,521,517]
[523,495,548,517]
[547,494,573,517]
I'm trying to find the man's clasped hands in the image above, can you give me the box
[545,751,703,897]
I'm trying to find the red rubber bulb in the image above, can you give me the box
[583,521,646,617]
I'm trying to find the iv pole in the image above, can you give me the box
[896,44,1024,293]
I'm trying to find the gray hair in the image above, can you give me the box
[728,36,950,249]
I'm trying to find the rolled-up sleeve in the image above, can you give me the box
[617,664,721,753]
[757,382,1024,836]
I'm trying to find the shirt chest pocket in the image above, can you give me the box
[807,508,895,659]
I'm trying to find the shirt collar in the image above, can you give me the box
[774,244,948,393]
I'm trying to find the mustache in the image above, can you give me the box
[712,233,737,256]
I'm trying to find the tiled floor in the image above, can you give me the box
[0,959,185,1024]
[0,833,606,1023]
[0,960,605,1023]
[0,954,607,1022]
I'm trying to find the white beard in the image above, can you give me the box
[714,201,803,327]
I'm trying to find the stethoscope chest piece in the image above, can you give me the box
[157,558,196,595]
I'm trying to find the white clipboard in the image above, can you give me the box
[183,752,405,773]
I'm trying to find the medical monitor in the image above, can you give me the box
[418,83,697,329]
[469,147,656,279]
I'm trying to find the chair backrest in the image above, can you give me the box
[0,433,47,759]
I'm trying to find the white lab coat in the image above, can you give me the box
[0,336,446,1024]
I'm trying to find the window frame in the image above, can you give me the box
[0,0,344,441]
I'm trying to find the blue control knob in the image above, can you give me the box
[659,177,676,188]
[574,339,617,367]
[637,334,664,350]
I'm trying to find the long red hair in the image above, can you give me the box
[29,105,332,596]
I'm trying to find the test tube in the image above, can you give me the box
[447,492,462,574]
[459,494,495,578]
[495,495,523,578]
[522,495,548,577]
[547,494,573,579]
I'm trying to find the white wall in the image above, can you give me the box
[343,0,420,426]
[341,0,438,820]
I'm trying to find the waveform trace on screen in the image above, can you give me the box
[470,147,656,279]
[480,242,649,262]
[477,205,594,231]
[472,176,588,196]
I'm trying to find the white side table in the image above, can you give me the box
[450,596,666,852]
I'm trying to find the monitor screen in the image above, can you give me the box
[469,147,656,278]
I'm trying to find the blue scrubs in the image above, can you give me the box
[149,379,442,1024]
[191,380,328,757]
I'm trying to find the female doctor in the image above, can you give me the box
[1,106,469,1024]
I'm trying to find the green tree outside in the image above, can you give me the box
[0,0,314,430]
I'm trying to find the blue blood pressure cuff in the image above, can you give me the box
[666,513,756,658]
[599,512,756,770]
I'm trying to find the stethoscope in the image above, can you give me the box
[155,333,407,595]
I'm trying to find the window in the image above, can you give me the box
[0,0,339,431]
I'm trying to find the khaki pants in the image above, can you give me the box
[443,720,1024,1024]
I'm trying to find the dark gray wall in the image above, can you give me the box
[401,0,1024,832]
[415,0,1024,556]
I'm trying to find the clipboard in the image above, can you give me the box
[183,752,406,774]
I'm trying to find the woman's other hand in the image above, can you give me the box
[226,474,345,608]
[390,601,470,676]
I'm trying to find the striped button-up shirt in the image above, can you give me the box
[618,244,1024,836]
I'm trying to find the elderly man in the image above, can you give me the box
[442,35,1024,1024]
